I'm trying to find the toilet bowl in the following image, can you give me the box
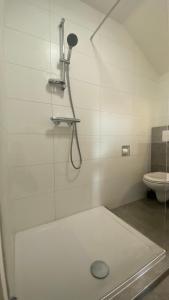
[143,172,169,203]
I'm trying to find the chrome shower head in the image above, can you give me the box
[67,33,78,49]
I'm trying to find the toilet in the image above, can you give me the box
[143,172,169,203]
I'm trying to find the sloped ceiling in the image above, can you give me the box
[82,0,169,75]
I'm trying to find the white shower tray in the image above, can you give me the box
[15,206,166,300]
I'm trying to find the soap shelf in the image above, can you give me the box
[50,117,80,126]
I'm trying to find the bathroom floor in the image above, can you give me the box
[113,198,169,299]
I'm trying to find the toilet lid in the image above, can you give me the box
[143,172,169,183]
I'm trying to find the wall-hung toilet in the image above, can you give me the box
[143,172,169,203]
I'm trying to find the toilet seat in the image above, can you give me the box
[143,172,169,184]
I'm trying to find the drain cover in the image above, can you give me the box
[90,260,109,279]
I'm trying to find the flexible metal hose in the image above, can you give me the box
[66,65,82,169]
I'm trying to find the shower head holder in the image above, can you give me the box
[48,78,66,90]
[60,58,70,64]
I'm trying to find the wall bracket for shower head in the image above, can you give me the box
[48,78,66,90]
[60,58,70,64]
[48,23,78,91]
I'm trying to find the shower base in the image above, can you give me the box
[14,206,167,300]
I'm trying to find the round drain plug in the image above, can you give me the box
[90,260,109,279]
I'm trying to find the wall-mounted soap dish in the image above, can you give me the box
[50,117,80,126]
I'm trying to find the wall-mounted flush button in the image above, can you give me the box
[122,145,130,157]
[162,130,169,142]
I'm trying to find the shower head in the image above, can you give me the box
[66,33,78,63]
[67,33,78,49]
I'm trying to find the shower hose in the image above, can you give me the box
[66,65,82,169]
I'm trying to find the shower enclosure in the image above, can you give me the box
[0,0,169,299]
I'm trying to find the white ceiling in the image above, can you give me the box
[82,0,169,75]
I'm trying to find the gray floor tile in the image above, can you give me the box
[112,198,169,299]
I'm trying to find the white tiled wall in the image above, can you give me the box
[152,72,169,127]
[1,0,163,295]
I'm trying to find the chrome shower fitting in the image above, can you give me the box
[48,27,78,90]
[48,78,66,90]
[48,18,67,90]
[49,18,82,169]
